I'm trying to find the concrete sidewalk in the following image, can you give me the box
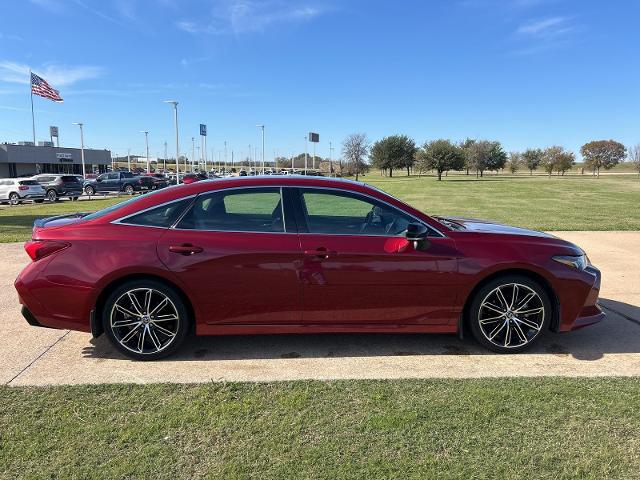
[1,231,639,386]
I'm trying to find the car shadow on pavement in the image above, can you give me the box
[82,298,640,362]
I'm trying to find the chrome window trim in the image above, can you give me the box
[297,186,446,238]
[171,186,288,234]
[111,195,197,229]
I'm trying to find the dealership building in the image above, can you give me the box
[0,142,112,178]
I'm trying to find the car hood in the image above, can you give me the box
[436,216,555,238]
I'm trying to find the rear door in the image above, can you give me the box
[157,187,303,325]
[292,187,461,326]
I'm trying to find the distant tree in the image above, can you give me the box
[507,152,522,174]
[522,148,543,175]
[629,144,640,179]
[486,141,507,173]
[541,146,574,177]
[416,139,465,181]
[342,133,370,181]
[370,135,416,177]
[580,140,626,177]
[555,150,575,175]
[467,140,493,177]
[460,138,476,175]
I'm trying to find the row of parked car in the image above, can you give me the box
[0,169,330,205]
[0,171,171,205]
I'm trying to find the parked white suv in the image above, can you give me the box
[0,178,45,205]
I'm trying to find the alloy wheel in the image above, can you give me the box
[9,193,19,205]
[47,190,57,202]
[477,283,545,349]
[109,288,180,355]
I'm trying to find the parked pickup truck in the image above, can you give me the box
[83,171,155,195]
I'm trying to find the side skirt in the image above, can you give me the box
[196,323,458,336]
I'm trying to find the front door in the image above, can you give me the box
[292,187,460,325]
[157,187,303,325]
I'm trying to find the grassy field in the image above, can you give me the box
[0,196,123,243]
[363,174,640,231]
[0,175,638,243]
[1,378,639,479]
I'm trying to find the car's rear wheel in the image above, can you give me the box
[8,193,20,205]
[124,184,134,195]
[469,275,551,353]
[102,279,189,360]
[47,189,58,202]
[84,185,95,196]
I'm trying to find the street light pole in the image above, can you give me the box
[256,125,265,174]
[72,122,86,178]
[304,135,308,174]
[329,141,334,177]
[164,141,167,172]
[163,100,179,185]
[191,137,195,173]
[140,130,150,173]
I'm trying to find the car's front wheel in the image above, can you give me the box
[84,185,95,196]
[8,193,20,205]
[124,185,134,195]
[469,275,551,353]
[102,279,189,360]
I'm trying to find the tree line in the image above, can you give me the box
[337,134,638,181]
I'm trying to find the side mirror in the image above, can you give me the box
[406,222,430,250]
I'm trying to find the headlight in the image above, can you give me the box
[552,254,588,270]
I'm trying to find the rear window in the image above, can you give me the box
[81,187,179,222]
[19,180,39,186]
[120,198,192,228]
[60,176,79,182]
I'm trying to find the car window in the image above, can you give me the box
[121,172,134,178]
[61,176,79,182]
[300,189,412,236]
[177,188,285,233]
[107,173,119,180]
[120,198,192,228]
[97,174,108,181]
[19,180,40,186]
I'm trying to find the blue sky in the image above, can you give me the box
[0,0,638,161]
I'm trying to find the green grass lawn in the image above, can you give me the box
[1,378,639,479]
[363,174,640,231]
[0,197,124,243]
[1,175,638,243]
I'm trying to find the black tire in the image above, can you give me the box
[102,279,190,360]
[46,189,58,202]
[8,193,20,205]
[124,184,134,195]
[84,185,95,196]
[71,196,79,201]
[468,274,551,353]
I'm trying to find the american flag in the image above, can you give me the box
[31,72,63,103]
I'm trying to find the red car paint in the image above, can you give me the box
[15,177,604,340]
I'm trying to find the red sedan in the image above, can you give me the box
[15,177,604,360]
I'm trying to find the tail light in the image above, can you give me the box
[18,185,29,191]
[24,240,70,261]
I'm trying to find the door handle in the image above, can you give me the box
[304,248,338,259]
[169,244,203,255]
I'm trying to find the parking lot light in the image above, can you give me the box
[163,100,179,184]
[72,122,85,178]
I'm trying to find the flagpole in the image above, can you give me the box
[29,70,36,144]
